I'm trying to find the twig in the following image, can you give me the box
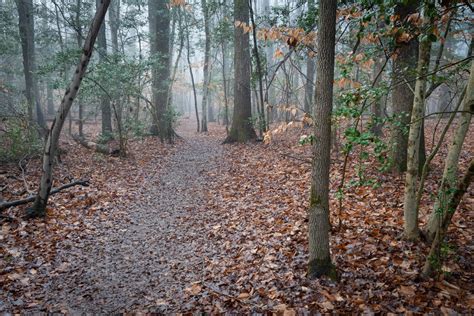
[0,179,90,211]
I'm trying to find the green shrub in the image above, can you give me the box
[0,117,43,162]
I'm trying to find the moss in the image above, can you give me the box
[309,185,321,207]
[308,258,338,281]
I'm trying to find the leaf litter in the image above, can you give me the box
[0,118,472,313]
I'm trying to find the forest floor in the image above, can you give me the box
[0,118,473,313]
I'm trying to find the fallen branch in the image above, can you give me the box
[0,179,90,211]
[72,134,120,156]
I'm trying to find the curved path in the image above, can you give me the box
[45,120,224,313]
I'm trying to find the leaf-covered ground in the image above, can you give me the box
[1,118,473,313]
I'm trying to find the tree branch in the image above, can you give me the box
[0,180,90,211]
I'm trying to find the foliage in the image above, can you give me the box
[0,117,43,162]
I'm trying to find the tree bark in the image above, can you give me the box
[29,0,111,218]
[15,0,47,130]
[303,0,315,115]
[224,0,256,143]
[425,60,474,241]
[96,0,112,138]
[371,56,384,136]
[389,1,419,173]
[402,15,432,240]
[308,0,337,279]
[148,0,173,141]
[200,0,210,132]
[185,13,200,132]
[422,159,473,277]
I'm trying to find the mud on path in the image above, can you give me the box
[43,120,225,313]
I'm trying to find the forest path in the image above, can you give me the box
[45,119,224,313]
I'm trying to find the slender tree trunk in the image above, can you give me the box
[422,159,473,277]
[425,61,474,241]
[389,1,419,173]
[308,0,337,279]
[200,0,210,132]
[96,0,112,138]
[249,0,266,137]
[185,16,200,132]
[402,13,432,240]
[224,0,256,143]
[16,0,47,130]
[109,0,119,54]
[371,56,383,136]
[221,37,229,131]
[46,82,55,116]
[30,0,111,217]
[304,0,316,116]
[75,0,84,137]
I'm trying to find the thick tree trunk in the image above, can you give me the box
[16,0,47,130]
[402,22,432,240]
[200,0,210,132]
[224,0,256,143]
[425,61,474,241]
[96,0,112,138]
[389,1,419,173]
[148,0,173,141]
[30,0,111,217]
[308,0,337,280]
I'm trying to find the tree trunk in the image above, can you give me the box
[148,0,173,141]
[425,60,474,241]
[402,16,432,240]
[16,0,47,130]
[109,0,119,54]
[371,56,383,136]
[30,0,111,218]
[249,0,266,137]
[304,0,316,115]
[389,1,419,173]
[96,0,112,138]
[200,0,210,132]
[224,0,257,143]
[75,0,84,137]
[308,0,337,280]
[422,159,473,277]
[185,14,199,132]
[46,82,55,116]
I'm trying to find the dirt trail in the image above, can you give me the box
[44,120,224,313]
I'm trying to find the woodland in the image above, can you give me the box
[0,0,473,313]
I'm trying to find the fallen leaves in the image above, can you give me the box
[0,119,472,313]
